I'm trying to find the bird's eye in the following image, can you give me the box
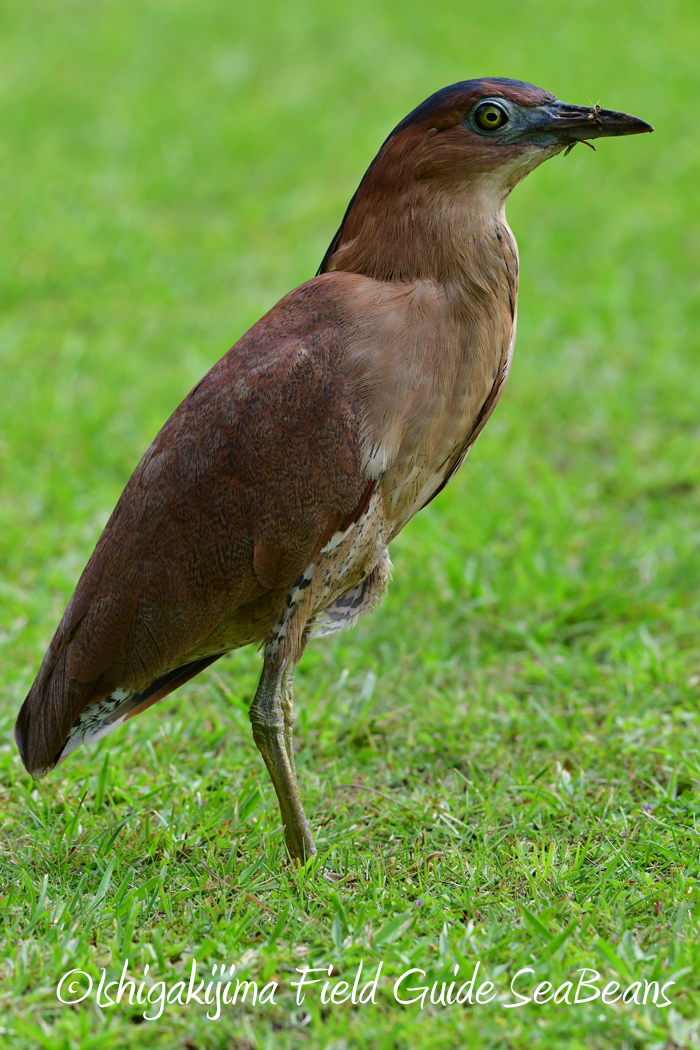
[473,102,509,132]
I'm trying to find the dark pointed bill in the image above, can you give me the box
[536,101,654,142]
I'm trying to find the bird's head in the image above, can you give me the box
[320,78,652,278]
[387,78,652,191]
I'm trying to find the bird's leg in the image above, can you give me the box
[249,654,317,862]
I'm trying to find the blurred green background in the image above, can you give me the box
[1,0,699,1047]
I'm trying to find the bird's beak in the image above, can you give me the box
[532,100,654,143]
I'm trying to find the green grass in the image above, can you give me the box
[1,0,699,1046]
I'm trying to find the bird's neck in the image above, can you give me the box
[325,176,513,301]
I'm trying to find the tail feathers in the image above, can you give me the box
[56,654,222,765]
[15,645,97,778]
[16,653,223,776]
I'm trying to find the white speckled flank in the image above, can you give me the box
[313,548,392,637]
[60,688,135,759]
[319,522,355,553]
[267,564,315,658]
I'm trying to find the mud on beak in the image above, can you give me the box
[533,100,654,143]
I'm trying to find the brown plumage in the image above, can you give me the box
[15,79,652,860]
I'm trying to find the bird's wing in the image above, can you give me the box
[16,277,371,774]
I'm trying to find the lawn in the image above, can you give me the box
[1,0,699,1047]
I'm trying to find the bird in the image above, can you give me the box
[15,78,652,862]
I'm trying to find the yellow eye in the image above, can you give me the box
[473,102,509,132]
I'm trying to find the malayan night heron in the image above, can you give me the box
[15,79,652,861]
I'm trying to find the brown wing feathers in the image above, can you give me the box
[15,285,369,775]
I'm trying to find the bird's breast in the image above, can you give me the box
[340,258,517,536]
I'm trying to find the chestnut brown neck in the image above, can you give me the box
[320,130,513,300]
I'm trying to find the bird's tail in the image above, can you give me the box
[15,647,222,778]
[14,636,94,778]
